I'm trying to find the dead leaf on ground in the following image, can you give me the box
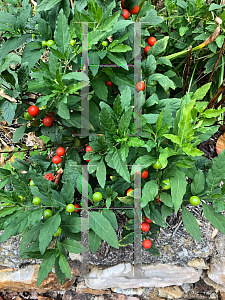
[26,132,45,148]
[211,228,218,240]
[216,132,225,154]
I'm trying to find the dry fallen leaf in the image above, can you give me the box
[26,132,45,148]
[211,228,218,240]
[216,132,225,154]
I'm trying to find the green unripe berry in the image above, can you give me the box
[42,40,47,47]
[70,39,76,46]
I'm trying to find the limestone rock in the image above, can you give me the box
[204,270,225,292]
[85,263,201,289]
[69,253,82,262]
[187,258,209,269]
[157,286,184,299]
[0,263,80,292]
[111,287,144,295]
[207,257,225,287]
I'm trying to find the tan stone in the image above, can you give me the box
[37,296,51,300]
[220,291,225,300]
[187,258,209,269]
[76,282,111,295]
[157,286,184,299]
[0,262,81,292]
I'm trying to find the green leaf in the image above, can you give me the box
[147,241,160,256]
[102,209,118,230]
[89,211,119,249]
[118,108,132,135]
[51,190,66,207]
[157,57,172,67]
[139,9,164,25]
[142,55,157,77]
[38,18,52,41]
[111,149,130,183]
[109,44,132,52]
[39,213,61,255]
[12,178,33,201]
[92,79,108,101]
[151,36,169,57]
[119,232,134,246]
[96,158,106,189]
[160,193,173,208]
[12,125,26,143]
[0,210,36,243]
[120,86,131,109]
[202,202,225,235]
[88,229,102,254]
[142,181,159,207]
[156,110,163,133]
[54,9,70,56]
[191,82,212,101]
[57,102,70,119]
[149,202,166,227]
[206,150,225,192]
[58,253,72,279]
[55,255,66,285]
[201,108,225,118]
[62,237,88,252]
[178,99,196,143]
[98,11,120,32]
[182,205,201,242]
[2,101,17,125]
[0,206,18,218]
[111,74,134,88]
[170,167,187,213]
[36,0,61,12]
[107,52,128,70]
[161,204,173,220]
[148,73,175,91]
[0,34,32,61]
[164,134,181,146]
[191,171,205,195]
[37,250,56,287]
[89,51,100,76]
[127,137,145,147]
[133,155,156,169]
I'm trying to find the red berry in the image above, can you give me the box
[141,222,150,232]
[105,81,113,87]
[148,37,157,47]
[137,170,148,179]
[43,116,53,127]
[121,0,125,8]
[28,105,39,117]
[56,147,65,156]
[143,239,152,249]
[74,204,79,212]
[44,173,54,181]
[86,145,93,153]
[141,170,148,179]
[121,9,129,20]
[145,216,152,223]
[52,155,61,164]
[130,4,139,14]
[144,46,151,55]
[136,81,145,92]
